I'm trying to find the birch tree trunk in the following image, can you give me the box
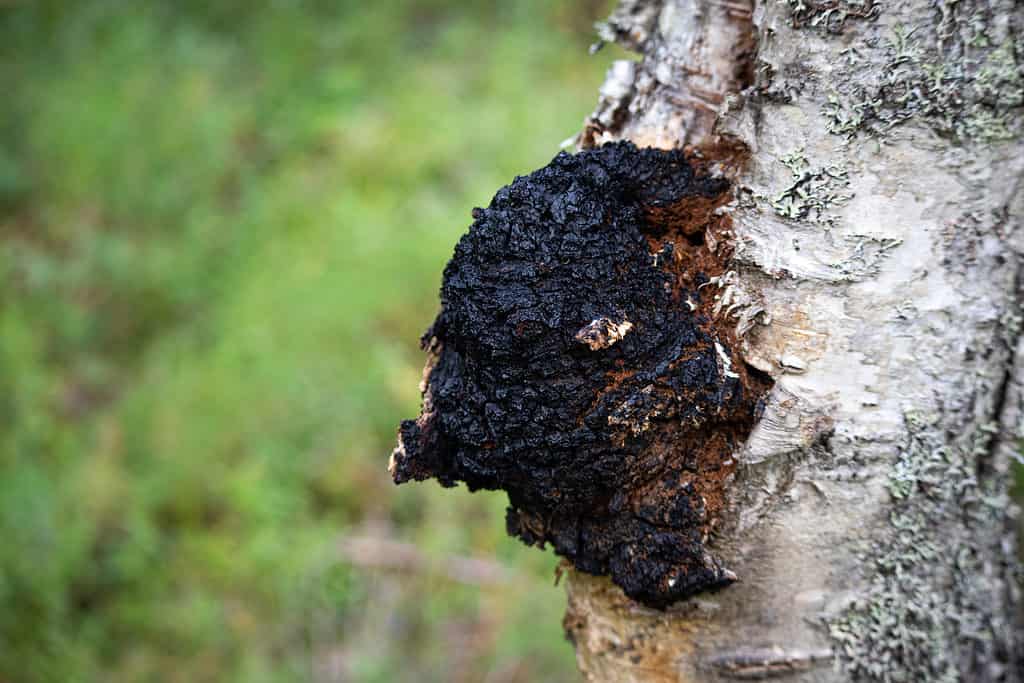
[563,0,1024,680]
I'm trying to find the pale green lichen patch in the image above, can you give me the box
[823,10,1023,143]
[827,412,1022,680]
[765,148,853,226]
[784,0,879,33]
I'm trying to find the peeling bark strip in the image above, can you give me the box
[585,0,757,149]
[391,142,771,609]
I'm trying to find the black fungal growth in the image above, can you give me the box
[390,141,769,609]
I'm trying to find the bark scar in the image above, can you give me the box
[701,646,834,679]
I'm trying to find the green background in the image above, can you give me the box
[0,1,617,680]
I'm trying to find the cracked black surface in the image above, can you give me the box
[390,141,765,608]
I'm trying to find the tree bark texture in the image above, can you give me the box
[565,0,1024,680]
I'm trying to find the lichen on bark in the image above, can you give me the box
[390,141,771,609]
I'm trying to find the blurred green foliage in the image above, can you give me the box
[0,1,614,680]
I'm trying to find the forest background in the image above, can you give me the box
[0,1,619,681]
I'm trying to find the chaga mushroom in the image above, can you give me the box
[390,141,770,609]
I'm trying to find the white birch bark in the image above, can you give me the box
[564,1,1024,680]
